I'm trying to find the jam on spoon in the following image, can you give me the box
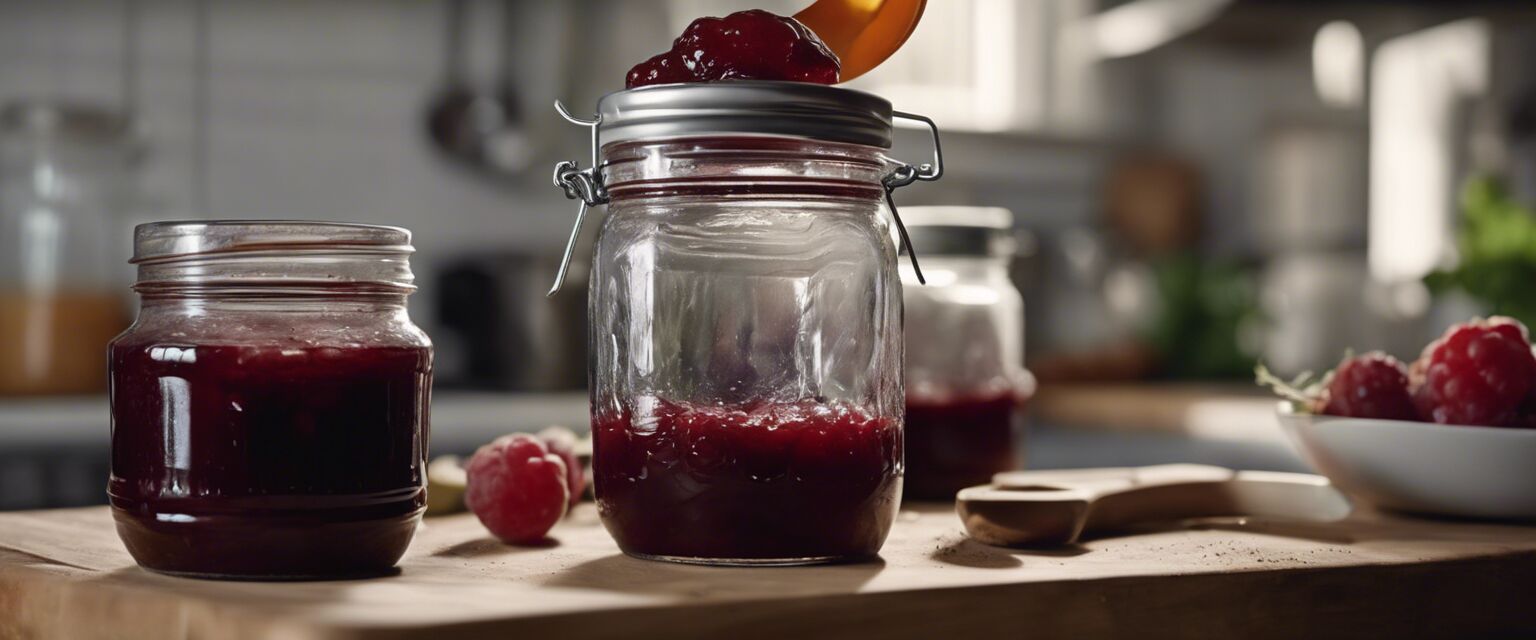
[626,9,841,89]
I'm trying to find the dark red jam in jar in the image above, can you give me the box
[899,208,1032,500]
[108,221,432,579]
[903,391,1027,499]
[558,82,940,565]
[593,399,901,561]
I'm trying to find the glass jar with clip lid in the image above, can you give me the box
[548,81,943,565]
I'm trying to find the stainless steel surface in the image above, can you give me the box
[594,81,894,149]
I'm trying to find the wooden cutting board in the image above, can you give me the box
[1,503,1534,639]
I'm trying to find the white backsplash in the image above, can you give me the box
[0,0,1112,347]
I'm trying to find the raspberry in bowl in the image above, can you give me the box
[1409,316,1536,428]
[1263,317,1536,520]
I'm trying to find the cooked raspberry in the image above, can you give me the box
[625,9,840,89]
[1409,316,1536,428]
[537,426,587,509]
[464,434,569,544]
[1318,352,1417,420]
[625,51,692,88]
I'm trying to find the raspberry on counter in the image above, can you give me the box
[538,426,587,510]
[465,434,570,544]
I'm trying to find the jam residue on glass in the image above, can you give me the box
[592,397,900,562]
[903,390,1026,500]
[626,9,841,89]
[108,342,431,578]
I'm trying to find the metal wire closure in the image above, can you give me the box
[884,111,945,284]
[548,101,607,296]
[545,101,945,295]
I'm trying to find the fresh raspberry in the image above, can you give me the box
[1409,316,1536,428]
[464,434,569,544]
[537,426,587,509]
[1316,352,1417,420]
[626,9,840,89]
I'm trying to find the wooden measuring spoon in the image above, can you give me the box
[957,464,1351,547]
[795,0,926,82]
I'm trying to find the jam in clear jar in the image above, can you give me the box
[900,207,1033,500]
[903,389,1029,498]
[108,221,432,579]
[556,82,941,565]
[592,398,901,560]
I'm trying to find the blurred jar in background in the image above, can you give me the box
[901,207,1035,500]
[0,104,134,395]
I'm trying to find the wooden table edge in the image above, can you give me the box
[3,545,1534,639]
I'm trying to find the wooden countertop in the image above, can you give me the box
[1,504,1534,639]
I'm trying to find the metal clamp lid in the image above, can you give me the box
[547,84,943,295]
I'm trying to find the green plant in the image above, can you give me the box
[1425,177,1536,326]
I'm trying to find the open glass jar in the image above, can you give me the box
[552,82,941,565]
[900,207,1034,499]
[108,221,432,579]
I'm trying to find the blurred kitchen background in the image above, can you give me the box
[3,0,1534,508]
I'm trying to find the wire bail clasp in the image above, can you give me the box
[548,101,609,296]
[882,111,945,284]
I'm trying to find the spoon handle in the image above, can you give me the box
[959,465,1350,547]
[795,0,927,82]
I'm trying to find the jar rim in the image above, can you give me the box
[131,220,413,264]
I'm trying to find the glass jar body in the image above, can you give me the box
[589,138,904,565]
[109,296,432,578]
[902,256,1031,499]
[108,223,431,579]
[0,105,133,395]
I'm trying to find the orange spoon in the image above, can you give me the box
[795,0,926,82]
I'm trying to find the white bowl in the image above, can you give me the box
[1276,404,1536,521]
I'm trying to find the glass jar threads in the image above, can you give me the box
[108,221,432,579]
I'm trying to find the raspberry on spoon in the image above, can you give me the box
[464,434,569,544]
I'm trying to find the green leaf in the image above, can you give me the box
[1428,176,1536,328]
